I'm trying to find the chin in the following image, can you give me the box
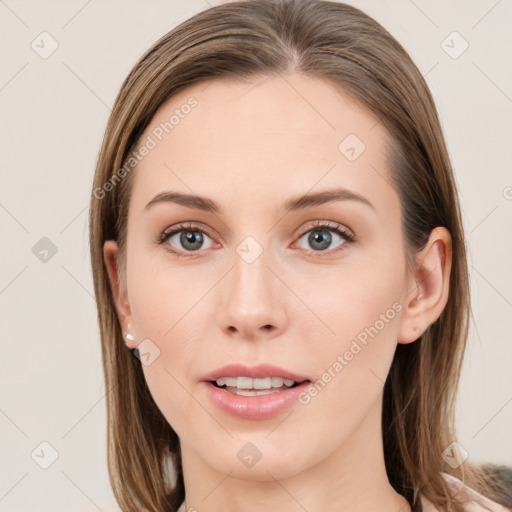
[191,432,325,482]
[211,454,305,482]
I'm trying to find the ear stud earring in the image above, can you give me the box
[124,332,135,342]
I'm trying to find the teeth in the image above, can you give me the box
[230,388,282,396]
[215,376,297,389]
[238,376,254,388]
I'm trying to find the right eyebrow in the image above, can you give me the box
[144,191,222,214]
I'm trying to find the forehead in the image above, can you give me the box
[129,73,396,216]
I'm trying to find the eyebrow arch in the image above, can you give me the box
[145,191,221,213]
[284,188,375,212]
[144,187,375,214]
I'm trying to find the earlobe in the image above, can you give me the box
[397,227,452,344]
[103,240,137,347]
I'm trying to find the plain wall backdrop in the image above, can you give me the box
[1,0,511,510]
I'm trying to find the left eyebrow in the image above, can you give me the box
[283,187,375,213]
[143,187,375,214]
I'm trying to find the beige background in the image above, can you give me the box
[1,0,511,510]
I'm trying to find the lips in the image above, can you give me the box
[201,363,311,383]
[200,363,312,420]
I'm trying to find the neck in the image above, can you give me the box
[179,393,410,512]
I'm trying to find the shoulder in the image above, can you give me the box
[481,463,512,508]
[420,468,512,512]
[483,464,512,495]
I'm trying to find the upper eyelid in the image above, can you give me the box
[160,222,215,242]
[159,221,354,247]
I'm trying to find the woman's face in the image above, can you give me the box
[105,73,426,481]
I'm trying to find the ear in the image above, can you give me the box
[397,227,452,344]
[103,240,137,349]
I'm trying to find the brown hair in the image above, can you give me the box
[88,1,510,510]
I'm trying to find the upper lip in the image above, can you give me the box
[201,363,311,383]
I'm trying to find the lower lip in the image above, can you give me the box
[203,381,310,421]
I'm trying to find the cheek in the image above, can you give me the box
[126,247,206,338]
[298,256,405,406]
[308,255,404,350]
[125,259,212,428]
[140,355,197,433]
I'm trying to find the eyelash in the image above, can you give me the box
[155,221,356,258]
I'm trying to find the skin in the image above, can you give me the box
[104,72,452,512]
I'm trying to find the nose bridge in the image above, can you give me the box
[231,235,275,308]
[218,233,285,336]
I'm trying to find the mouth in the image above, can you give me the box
[201,364,312,420]
[210,376,306,396]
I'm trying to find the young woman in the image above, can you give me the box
[88,1,511,511]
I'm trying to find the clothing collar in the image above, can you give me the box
[419,472,508,511]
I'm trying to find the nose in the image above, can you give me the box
[218,244,288,341]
